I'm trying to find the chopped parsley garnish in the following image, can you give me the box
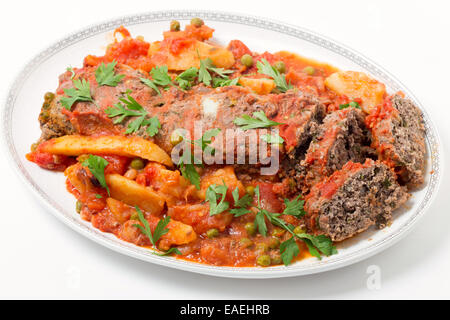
[282,195,306,218]
[104,94,160,136]
[339,101,361,110]
[150,65,173,87]
[252,186,336,265]
[95,61,125,87]
[229,187,253,217]
[234,111,284,130]
[199,58,234,86]
[140,77,162,95]
[141,62,237,92]
[178,158,201,190]
[190,128,221,155]
[153,247,182,256]
[175,67,198,90]
[205,183,230,216]
[133,206,181,256]
[212,76,240,88]
[177,128,221,189]
[140,65,173,95]
[66,67,75,79]
[261,133,285,144]
[82,155,109,195]
[256,58,293,93]
[280,237,300,266]
[60,79,95,111]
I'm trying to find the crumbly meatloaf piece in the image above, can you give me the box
[304,159,409,241]
[285,107,373,193]
[365,94,426,188]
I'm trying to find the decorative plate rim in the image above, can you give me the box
[1,10,443,278]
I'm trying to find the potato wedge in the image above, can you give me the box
[106,174,165,215]
[158,218,197,250]
[39,135,173,167]
[238,77,276,95]
[163,40,235,71]
[108,197,196,249]
[325,71,386,113]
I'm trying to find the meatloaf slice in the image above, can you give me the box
[39,64,326,169]
[304,159,409,241]
[37,64,155,143]
[365,94,426,188]
[290,107,373,193]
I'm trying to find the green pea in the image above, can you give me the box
[273,61,286,73]
[293,226,306,235]
[257,254,271,267]
[245,185,255,197]
[270,254,282,265]
[170,20,180,32]
[240,238,253,248]
[40,111,49,121]
[268,237,280,249]
[206,228,219,238]
[130,212,139,220]
[44,92,55,102]
[170,130,183,146]
[77,154,89,163]
[271,227,285,238]
[130,158,145,170]
[256,242,268,253]
[240,54,253,67]
[30,143,38,152]
[303,66,315,76]
[190,17,204,27]
[245,222,256,236]
[76,201,83,214]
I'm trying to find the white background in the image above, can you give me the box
[1,0,449,299]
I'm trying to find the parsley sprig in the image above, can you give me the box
[95,60,125,87]
[66,66,75,79]
[133,206,181,256]
[177,128,221,189]
[104,94,160,136]
[61,79,95,111]
[82,155,110,195]
[175,67,198,90]
[252,186,336,265]
[205,183,254,217]
[256,58,293,93]
[141,61,237,93]
[212,77,240,88]
[205,183,230,216]
[140,65,173,95]
[233,111,284,130]
[339,101,361,110]
[229,187,253,217]
[261,133,285,144]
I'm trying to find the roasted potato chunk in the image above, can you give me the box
[325,71,386,113]
[106,174,165,215]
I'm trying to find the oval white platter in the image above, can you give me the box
[1,11,443,278]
